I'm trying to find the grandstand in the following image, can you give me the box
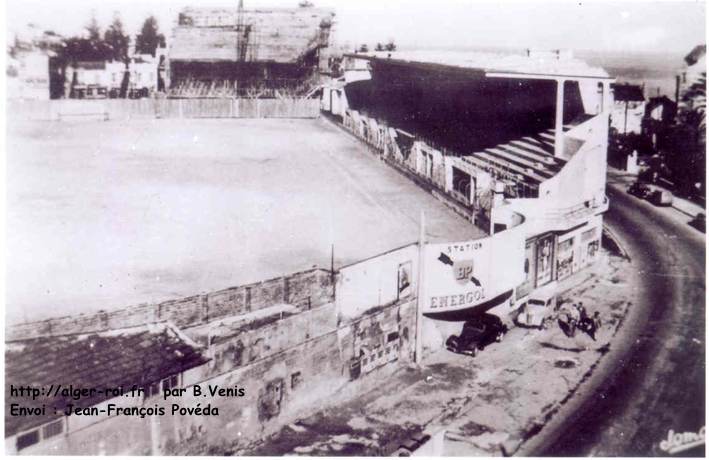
[167,5,335,98]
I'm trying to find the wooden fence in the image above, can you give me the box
[8,98,321,121]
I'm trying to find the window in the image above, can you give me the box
[145,381,161,398]
[558,238,574,252]
[42,419,63,439]
[162,374,179,391]
[387,332,399,343]
[290,371,302,390]
[581,228,597,242]
[17,430,40,450]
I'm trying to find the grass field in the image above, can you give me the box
[7,117,482,324]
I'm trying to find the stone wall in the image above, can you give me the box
[10,298,417,456]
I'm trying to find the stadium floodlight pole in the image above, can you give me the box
[414,209,426,364]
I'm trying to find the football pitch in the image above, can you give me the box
[7,117,483,324]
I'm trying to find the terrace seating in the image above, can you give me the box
[460,125,573,197]
[168,78,319,99]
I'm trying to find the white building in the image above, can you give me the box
[610,83,646,135]
[322,49,612,320]
[7,50,51,100]
[66,54,160,98]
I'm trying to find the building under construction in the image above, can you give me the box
[167,3,335,97]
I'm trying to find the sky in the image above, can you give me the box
[5,0,707,55]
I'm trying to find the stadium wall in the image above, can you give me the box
[6,268,334,341]
[6,98,320,121]
[336,243,419,321]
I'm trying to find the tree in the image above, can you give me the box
[385,39,397,52]
[374,42,384,52]
[358,43,369,53]
[86,14,101,42]
[104,13,130,62]
[135,16,166,57]
[59,13,112,63]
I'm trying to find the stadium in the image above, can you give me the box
[5,6,613,457]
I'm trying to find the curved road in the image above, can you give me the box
[536,180,705,456]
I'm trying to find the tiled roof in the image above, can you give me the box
[169,7,334,63]
[5,323,208,437]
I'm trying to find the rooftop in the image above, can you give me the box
[612,83,645,102]
[346,50,611,80]
[5,323,208,436]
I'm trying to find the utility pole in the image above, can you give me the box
[414,209,426,364]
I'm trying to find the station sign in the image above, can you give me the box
[422,226,526,316]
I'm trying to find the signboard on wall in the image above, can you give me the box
[535,234,555,287]
[397,261,412,299]
[422,226,525,319]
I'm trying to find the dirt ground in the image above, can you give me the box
[238,250,635,457]
[6,118,482,324]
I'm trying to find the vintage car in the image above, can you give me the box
[515,287,557,329]
[627,181,652,199]
[445,314,508,357]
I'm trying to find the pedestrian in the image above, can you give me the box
[593,311,602,330]
[577,302,588,322]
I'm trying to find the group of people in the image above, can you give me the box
[557,302,602,340]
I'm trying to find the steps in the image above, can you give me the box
[463,126,572,189]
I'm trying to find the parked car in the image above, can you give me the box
[445,314,508,357]
[649,189,673,206]
[627,181,651,199]
[515,287,557,329]
[690,213,705,232]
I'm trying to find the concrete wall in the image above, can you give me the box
[336,244,419,320]
[539,114,609,209]
[7,269,334,341]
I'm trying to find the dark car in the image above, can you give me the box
[690,213,706,232]
[393,433,431,456]
[445,314,508,357]
[627,181,651,199]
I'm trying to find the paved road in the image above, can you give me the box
[537,179,705,456]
